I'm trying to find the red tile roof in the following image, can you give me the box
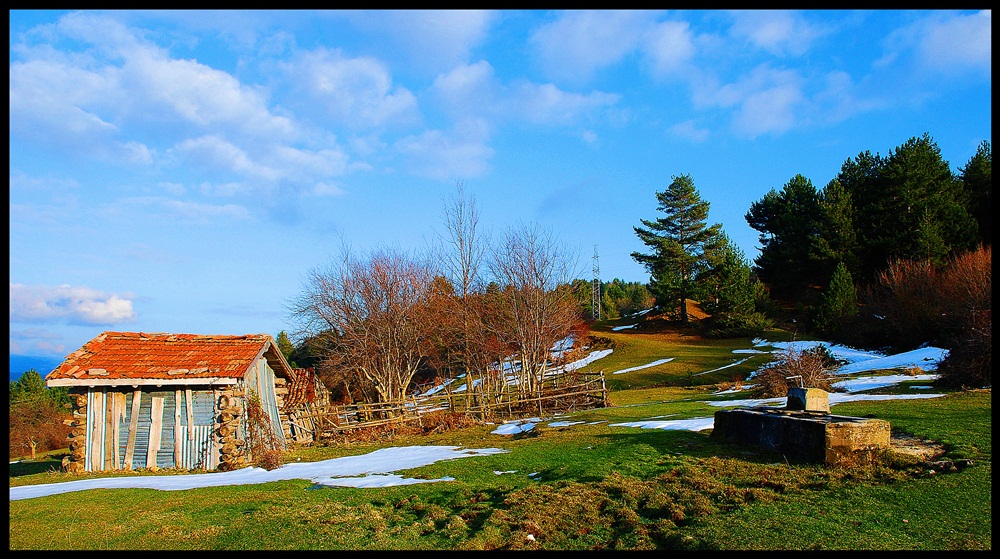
[45,331,293,383]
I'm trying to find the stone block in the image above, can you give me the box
[787,387,830,413]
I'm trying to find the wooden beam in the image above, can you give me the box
[146,396,164,469]
[174,390,182,467]
[89,390,105,472]
[104,391,116,470]
[123,390,141,470]
[185,388,195,440]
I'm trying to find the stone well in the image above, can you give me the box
[711,389,890,466]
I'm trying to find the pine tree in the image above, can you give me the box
[745,174,825,297]
[632,174,723,323]
[838,134,978,279]
[276,330,297,367]
[811,261,858,336]
[960,140,991,246]
[702,235,772,337]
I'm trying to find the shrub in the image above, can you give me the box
[244,390,286,470]
[705,312,773,339]
[751,345,838,398]
[936,309,991,389]
[858,257,942,350]
[9,370,73,460]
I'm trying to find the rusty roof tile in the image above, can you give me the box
[45,331,291,383]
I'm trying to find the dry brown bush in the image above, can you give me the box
[8,399,72,460]
[752,346,837,398]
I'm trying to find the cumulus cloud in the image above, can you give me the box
[395,118,495,181]
[696,64,805,137]
[529,10,660,84]
[432,61,620,128]
[642,20,697,77]
[915,10,991,73]
[877,10,991,77]
[507,82,620,126]
[11,12,296,148]
[337,10,495,74]
[432,60,500,120]
[727,10,831,57]
[281,48,421,130]
[10,283,137,325]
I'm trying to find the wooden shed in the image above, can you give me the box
[45,331,298,473]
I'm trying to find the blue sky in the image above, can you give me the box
[9,10,992,360]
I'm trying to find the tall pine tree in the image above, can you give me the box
[837,134,978,279]
[960,140,991,246]
[745,174,825,298]
[632,174,723,323]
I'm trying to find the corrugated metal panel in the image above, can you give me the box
[81,387,220,471]
[175,425,214,469]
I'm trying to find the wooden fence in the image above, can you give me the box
[283,371,608,443]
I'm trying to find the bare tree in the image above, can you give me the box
[434,183,498,410]
[289,246,437,406]
[487,223,582,401]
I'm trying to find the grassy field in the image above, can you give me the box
[8,320,991,550]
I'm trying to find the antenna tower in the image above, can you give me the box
[591,245,601,320]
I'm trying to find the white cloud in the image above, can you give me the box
[395,118,495,181]
[112,196,252,223]
[10,283,137,325]
[507,82,621,126]
[307,182,346,197]
[171,135,351,189]
[433,61,620,128]
[338,10,495,74]
[917,10,991,73]
[641,19,697,77]
[727,10,830,57]
[10,11,299,174]
[529,10,659,84]
[669,120,710,142]
[432,60,500,120]
[281,48,421,130]
[173,135,282,182]
[878,10,991,77]
[9,329,67,356]
[698,64,805,137]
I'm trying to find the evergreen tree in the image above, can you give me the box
[702,235,755,316]
[276,330,297,368]
[816,178,860,279]
[702,235,772,337]
[632,174,723,323]
[811,261,858,336]
[745,174,825,297]
[838,134,978,279]
[960,140,991,246]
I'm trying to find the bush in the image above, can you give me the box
[9,370,73,460]
[858,258,942,350]
[751,346,838,398]
[936,309,991,389]
[705,312,773,339]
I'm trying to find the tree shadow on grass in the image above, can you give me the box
[9,455,65,477]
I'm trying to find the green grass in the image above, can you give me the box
[8,327,991,550]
